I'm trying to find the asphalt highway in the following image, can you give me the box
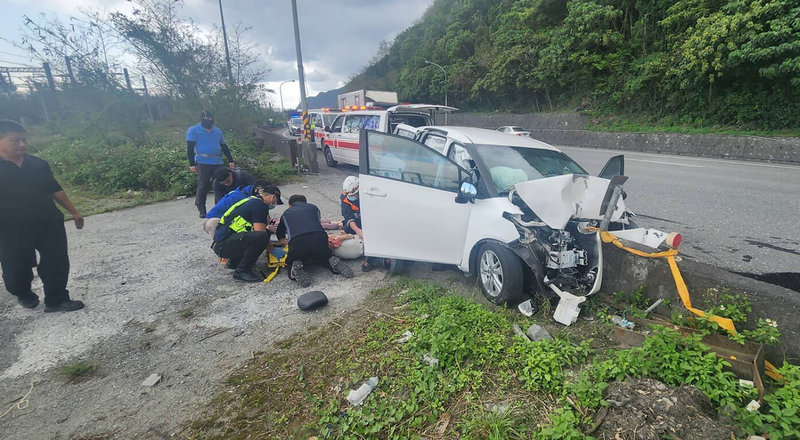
[560,146,800,280]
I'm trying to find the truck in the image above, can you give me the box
[337,90,398,110]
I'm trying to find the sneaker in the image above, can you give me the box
[17,294,40,309]
[291,261,313,287]
[329,256,354,278]
[225,259,238,270]
[233,270,263,282]
[44,300,85,313]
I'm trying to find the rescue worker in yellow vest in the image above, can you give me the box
[212,185,283,282]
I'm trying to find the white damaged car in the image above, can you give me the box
[358,126,679,325]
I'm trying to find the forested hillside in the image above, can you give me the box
[346,0,800,129]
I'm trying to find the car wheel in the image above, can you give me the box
[386,258,409,275]
[324,146,337,167]
[477,243,524,305]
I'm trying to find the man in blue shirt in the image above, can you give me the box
[187,110,234,218]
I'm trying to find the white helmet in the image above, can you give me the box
[342,176,359,195]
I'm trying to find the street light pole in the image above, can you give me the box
[279,79,295,115]
[425,60,447,107]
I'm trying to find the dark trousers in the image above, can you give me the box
[195,163,224,214]
[0,219,71,306]
[286,231,334,271]
[213,231,269,272]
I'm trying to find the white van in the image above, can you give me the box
[322,104,456,167]
[307,108,341,150]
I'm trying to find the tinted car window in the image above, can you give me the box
[367,131,463,192]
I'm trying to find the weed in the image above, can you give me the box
[61,361,95,379]
[144,325,155,333]
[739,362,800,439]
[179,309,194,319]
[460,407,526,440]
[534,407,587,440]
[506,337,592,393]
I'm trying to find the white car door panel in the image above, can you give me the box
[359,131,472,264]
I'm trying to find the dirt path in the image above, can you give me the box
[0,164,393,439]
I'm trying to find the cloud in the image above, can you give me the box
[1,0,435,94]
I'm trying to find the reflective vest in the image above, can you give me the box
[219,196,259,235]
[341,192,359,212]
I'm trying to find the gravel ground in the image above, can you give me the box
[0,163,396,439]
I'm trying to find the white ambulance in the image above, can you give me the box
[322,104,457,167]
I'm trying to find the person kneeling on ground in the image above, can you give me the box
[212,166,254,204]
[340,176,387,272]
[212,185,283,282]
[204,179,270,235]
[276,194,353,287]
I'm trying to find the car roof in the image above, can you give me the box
[420,126,559,151]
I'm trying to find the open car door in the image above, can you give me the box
[358,130,473,264]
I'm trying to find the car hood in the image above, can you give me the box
[513,174,626,230]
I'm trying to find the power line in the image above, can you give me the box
[0,60,35,67]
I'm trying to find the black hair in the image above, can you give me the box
[288,194,306,205]
[212,167,232,181]
[252,179,270,195]
[0,119,25,135]
[200,110,213,119]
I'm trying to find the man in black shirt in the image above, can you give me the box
[212,167,254,203]
[0,120,85,312]
[276,194,353,287]
[213,185,283,282]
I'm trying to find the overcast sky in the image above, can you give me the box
[0,0,434,108]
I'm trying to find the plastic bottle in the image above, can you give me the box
[610,315,635,330]
[346,377,379,406]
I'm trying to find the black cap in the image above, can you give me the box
[260,185,283,204]
[212,167,232,181]
[200,110,214,119]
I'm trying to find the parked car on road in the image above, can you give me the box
[288,117,302,136]
[322,104,457,167]
[496,126,531,137]
[359,126,678,324]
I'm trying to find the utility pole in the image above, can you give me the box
[290,0,318,173]
[425,60,449,124]
[218,0,233,83]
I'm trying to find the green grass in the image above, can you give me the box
[60,361,95,379]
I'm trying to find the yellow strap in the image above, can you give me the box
[599,229,783,381]
[263,266,280,283]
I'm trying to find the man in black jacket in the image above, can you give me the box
[276,195,353,287]
[212,167,254,203]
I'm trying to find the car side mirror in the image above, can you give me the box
[455,181,478,204]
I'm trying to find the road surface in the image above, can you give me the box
[560,146,800,282]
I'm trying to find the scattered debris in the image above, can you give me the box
[594,378,734,440]
[423,353,439,367]
[747,436,767,440]
[745,400,761,412]
[298,291,328,311]
[395,330,412,344]
[434,413,451,436]
[517,299,535,317]
[512,324,531,341]
[610,315,635,330]
[174,195,187,200]
[739,379,754,388]
[141,374,162,387]
[643,298,664,315]
[526,324,552,342]
[345,377,379,406]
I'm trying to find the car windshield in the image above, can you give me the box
[323,114,337,126]
[472,144,588,192]
[291,118,302,126]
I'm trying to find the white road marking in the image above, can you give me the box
[627,158,704,168]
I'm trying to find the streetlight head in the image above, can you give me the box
[424,60,432,64]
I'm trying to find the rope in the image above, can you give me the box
[0,382,33,419]
[596,228,783,381]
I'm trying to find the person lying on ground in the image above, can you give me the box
[204,179,270,235]
[276,194,354,288]
[211,185,283,282]
[212,166,254,204]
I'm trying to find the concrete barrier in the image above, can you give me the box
[601,242,799,365]
[449,113,800,164]
[253,126,298,166]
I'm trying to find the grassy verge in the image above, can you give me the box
[186,279,799,439]
[583,113,800,137]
